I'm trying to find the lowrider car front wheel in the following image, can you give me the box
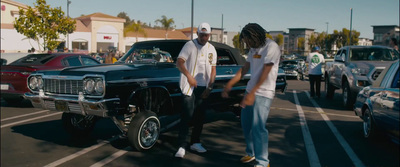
[127,111,160,151]
[62,113,97,136]
[363,108,377,139]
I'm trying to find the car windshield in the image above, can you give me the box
[117,42,183,64]
[350,48,399,61]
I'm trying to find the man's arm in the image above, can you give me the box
[177,58,197,87]
[222,62,250,98]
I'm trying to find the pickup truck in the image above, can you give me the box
[324,45,399,108]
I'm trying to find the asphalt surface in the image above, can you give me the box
[1,79,399,167]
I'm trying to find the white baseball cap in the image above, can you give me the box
[197,22,211,34]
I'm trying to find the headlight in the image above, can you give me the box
[94,80,104,94]
[29,77,38,90]
[351,68,368,76]
[84,77,104,96]
[28,76,43,90]
[84,79,95,94]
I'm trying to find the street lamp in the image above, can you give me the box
[67,0,71,51]
[349,8,353,46]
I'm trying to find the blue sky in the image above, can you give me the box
[15,0,399,39]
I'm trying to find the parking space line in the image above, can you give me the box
[270,107,358,118]
[44,137,118,167]
[1,110,50,121]
[305,91,365,167]
[90,147,131,167]
[1,112,61,128]
[293,90,321,167]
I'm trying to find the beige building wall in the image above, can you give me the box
[1,0,27,24]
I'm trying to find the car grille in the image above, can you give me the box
[371,69,383,80]
[44,79,84,95]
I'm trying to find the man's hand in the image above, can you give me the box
[187,76,197,88]
[240,93,255,108]
[221,86,232,98]
[201,89,211,99]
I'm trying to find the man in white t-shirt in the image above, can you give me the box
[174,22,217,158]
[222,23,280,167]
[306,46,325,98]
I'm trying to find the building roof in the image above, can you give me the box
[75,12,125,23]
[178,27,197,33]
[371,25,399,28]
[125,28,189,39]
[1,0,28,9]
[288,28,315,31]
[74,20,90,32]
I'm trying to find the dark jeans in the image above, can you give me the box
[309,74,322,98]
[177,86,207,148]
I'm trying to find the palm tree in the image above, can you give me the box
[124,22,147,42]
[155,15,175,39]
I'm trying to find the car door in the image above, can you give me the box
[332,49,343,86]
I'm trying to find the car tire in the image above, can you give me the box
[127,111,160,151]
[62,113,97,136]
[363,108,377,139]
[342,80,353,108]
[325,76,335,99]
[4,98,23,105]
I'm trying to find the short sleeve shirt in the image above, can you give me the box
[178,39,217,96]
[246,39,281,99]
[307,52,325,75]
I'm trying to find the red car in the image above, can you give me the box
[1,53,101,104]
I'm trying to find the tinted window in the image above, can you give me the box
[216,48,235,65]
[66,57,82,66]
[82,57,100,66]
[119,41,186,63]
[350,48,398,61]
[10,54,55,65]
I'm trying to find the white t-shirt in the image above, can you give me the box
[246,39,281,99]
[178,39,217,96]
[307,52,325,75]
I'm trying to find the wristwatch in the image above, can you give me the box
[207,86,213,91]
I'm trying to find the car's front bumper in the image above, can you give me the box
[24,92,120,117]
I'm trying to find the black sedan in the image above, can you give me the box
[354,60,399,143]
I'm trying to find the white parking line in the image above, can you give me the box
[305,91,365,167]
[90,147,131,167]
[1,110,50,121]
[293,90,321,167]
[270,107,358,118]
[44,137,118,167]
[1,112,62,128]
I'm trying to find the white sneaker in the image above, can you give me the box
[190,143,207,153]
[174,147,185,158]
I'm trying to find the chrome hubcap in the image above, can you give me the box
[140,119,159,147]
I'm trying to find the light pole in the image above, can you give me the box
[325,22,329,53]
[67,0,71,51]
[349,8,353,46]
[191,0,193,40]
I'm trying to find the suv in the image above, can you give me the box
[325,45,399,108]
[24,40,249,151]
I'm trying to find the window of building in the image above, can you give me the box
[72,42,88,51]
[374,34,383,42]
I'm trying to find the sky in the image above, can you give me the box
[15,0,399,39]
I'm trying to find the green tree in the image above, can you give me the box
[297,37,305,52]
[124,21,147,42]
[117,12,132,27]
[155,15,175,39]
[266,33,273,40]
[232,33,245,55]
[14,0,76,51]
[274,34,284,46]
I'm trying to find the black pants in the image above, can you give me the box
[309,74,322,98]
[177,87,207,148]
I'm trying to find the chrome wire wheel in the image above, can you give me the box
[363,110,372,138]
[139,116,160,148]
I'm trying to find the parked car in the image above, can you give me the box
[1,53,101,104]
[280,59,302,79]
[325,46,399,108]
[24,40,249,151]
[276,68,288,92]
[354,60,399,143]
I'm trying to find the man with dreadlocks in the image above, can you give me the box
[222,23,280,167]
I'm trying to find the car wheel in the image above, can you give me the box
[62,113,97,136]
[342,81,353,108]
[363,108,377,139]
[325,77,334,99]
[127,111,160,151]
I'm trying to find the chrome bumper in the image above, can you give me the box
[24,92,120,117]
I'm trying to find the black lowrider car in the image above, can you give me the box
[24,40,286,151]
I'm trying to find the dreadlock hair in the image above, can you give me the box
[240,23,267,48]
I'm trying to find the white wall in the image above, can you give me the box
[1,29,41,53]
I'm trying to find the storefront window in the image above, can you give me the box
[72,42,88,51]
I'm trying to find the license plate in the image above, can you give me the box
[1,84,9,90]
[55,101,69,112]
